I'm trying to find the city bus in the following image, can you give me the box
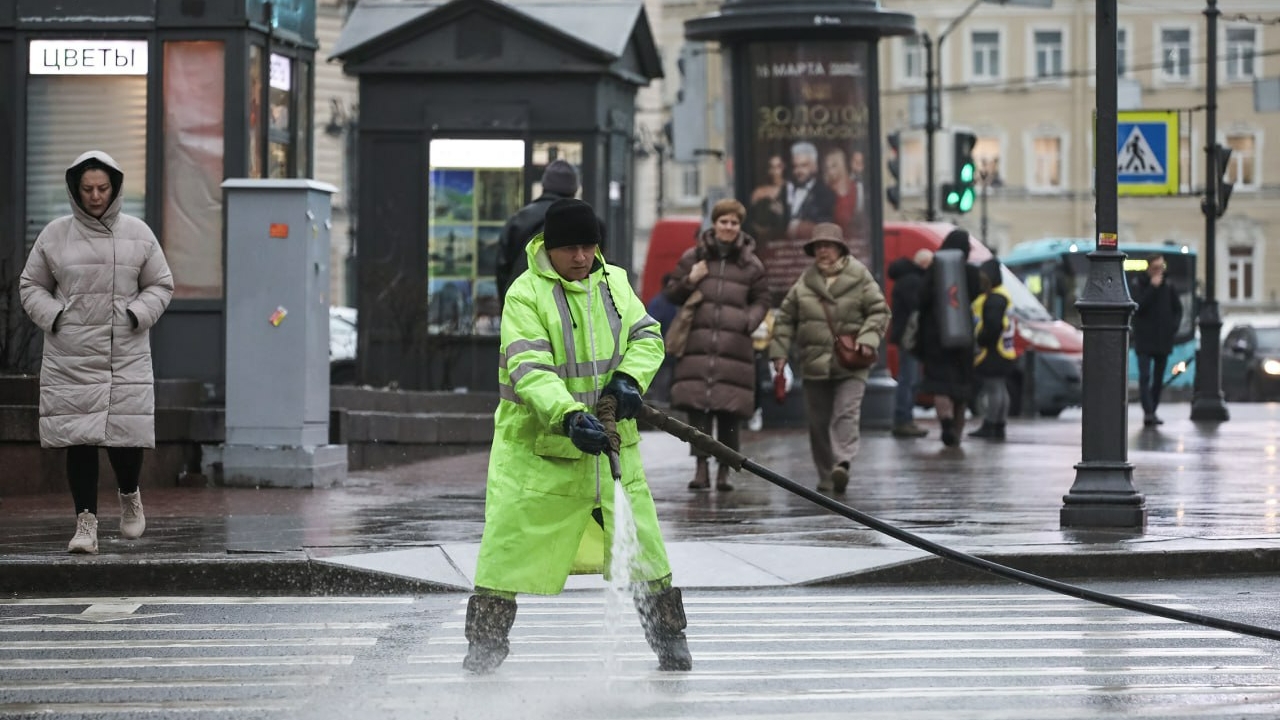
[1001,238,1198,394]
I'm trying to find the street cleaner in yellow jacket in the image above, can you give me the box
[464,198,693,674]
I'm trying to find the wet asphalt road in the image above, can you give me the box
[3,576,1280,720]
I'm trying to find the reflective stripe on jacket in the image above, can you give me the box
[973,285,1017,367]
[475,233,672,595]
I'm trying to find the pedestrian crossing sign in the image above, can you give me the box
[1116,111,1179,196]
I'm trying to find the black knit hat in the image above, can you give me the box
[543,198,602,250]
[541,159,579,196]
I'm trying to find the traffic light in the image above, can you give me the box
[942,131,977,214]
[886,131,901,211]
[1214,143,1233,218]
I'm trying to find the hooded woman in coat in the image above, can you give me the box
[664,198,771,491]
[20,150,174,554]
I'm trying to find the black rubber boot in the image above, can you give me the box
[634,587,693,671]
[969,421,1002,439]
[462,594,517,674]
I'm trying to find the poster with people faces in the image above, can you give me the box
[744,41,873,300]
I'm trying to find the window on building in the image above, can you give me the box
[677,162,701,203]
[1031,135,1063,190]
[1224,133,1258,189]
[974,137,1002,188]
[1117,27,1130,77]
[902,35,924,85]
[163,40,226,300]
[1160,28,1192,82]
[1226,27,1257,81]
[1034,30,1064,80]
[971,31,1000,82]
[901,134,925,194]
[1228,245,1255,302]
[1179,133,1199,194]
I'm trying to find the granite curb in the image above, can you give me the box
[5,545,1279,596]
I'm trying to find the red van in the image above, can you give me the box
[639,219,1082,417]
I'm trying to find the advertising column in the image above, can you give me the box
[742,41,873,299]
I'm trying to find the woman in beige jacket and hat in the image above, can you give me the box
[769,223,888,493]
[20,150,174,554]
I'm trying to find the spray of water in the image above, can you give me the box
[602,476,640,684]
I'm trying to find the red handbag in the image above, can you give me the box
[822,301,877,370]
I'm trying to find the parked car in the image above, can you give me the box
[330,306,357,385]
[1221,316,1280,402]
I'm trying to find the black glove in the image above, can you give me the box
[602,373,643,420]
[564,411,610,455]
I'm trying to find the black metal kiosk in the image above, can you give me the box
[0,0,318,391]
[331,0,662,391]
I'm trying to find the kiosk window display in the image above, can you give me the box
[427,139,524,336]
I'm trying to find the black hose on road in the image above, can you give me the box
[638,403,1280,644]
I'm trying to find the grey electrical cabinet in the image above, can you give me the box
[220,179,347,488]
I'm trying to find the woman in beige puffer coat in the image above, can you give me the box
[20,150,174,554]
[769,223,888,494]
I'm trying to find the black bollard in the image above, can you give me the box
[1060,0,1146,529]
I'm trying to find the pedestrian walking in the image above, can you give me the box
[915,228,983,448]
[494,159,579,303]
[769,222,889,493]
[969,258,1017,441]
[1131,254,1182,426]
[465,198,692,674]
[19,150,174,554]
[747,308,778,432]
[887,248,932,438]
[663,199,771,491]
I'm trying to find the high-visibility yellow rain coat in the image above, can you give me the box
[473,234,671,595]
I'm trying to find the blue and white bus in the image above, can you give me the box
[1001,238,1198,393]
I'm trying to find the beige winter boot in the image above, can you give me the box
[68,511,98,554]
[119,490,146,540]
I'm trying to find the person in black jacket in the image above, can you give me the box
[1131,255,1183,427]
[887,249,932,438]
[915,229,984,448]
[495,159,579,304]
[969,259,1017,440]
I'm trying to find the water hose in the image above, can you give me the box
[637,403,1280,644]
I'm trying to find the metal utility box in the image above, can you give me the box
[221,179,346,487]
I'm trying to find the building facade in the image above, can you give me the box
[650,0,1280,311]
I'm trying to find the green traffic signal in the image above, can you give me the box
[960,162,975,184]
[958,187,975,213]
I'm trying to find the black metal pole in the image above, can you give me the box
[924,32,936,221]
[1060,0,1145,530]
[1191,0,1229,422]
[979,166,989,243]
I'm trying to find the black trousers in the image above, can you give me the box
[685,410,741,458]
[67,446,144,515]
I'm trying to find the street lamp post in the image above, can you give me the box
[1060,0,1145,530]
[1190,0,1230,422]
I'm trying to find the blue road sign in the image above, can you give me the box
[1116,110,1179,195]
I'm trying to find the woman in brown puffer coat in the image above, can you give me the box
[664,199,772,491]
[20,150,174,555]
